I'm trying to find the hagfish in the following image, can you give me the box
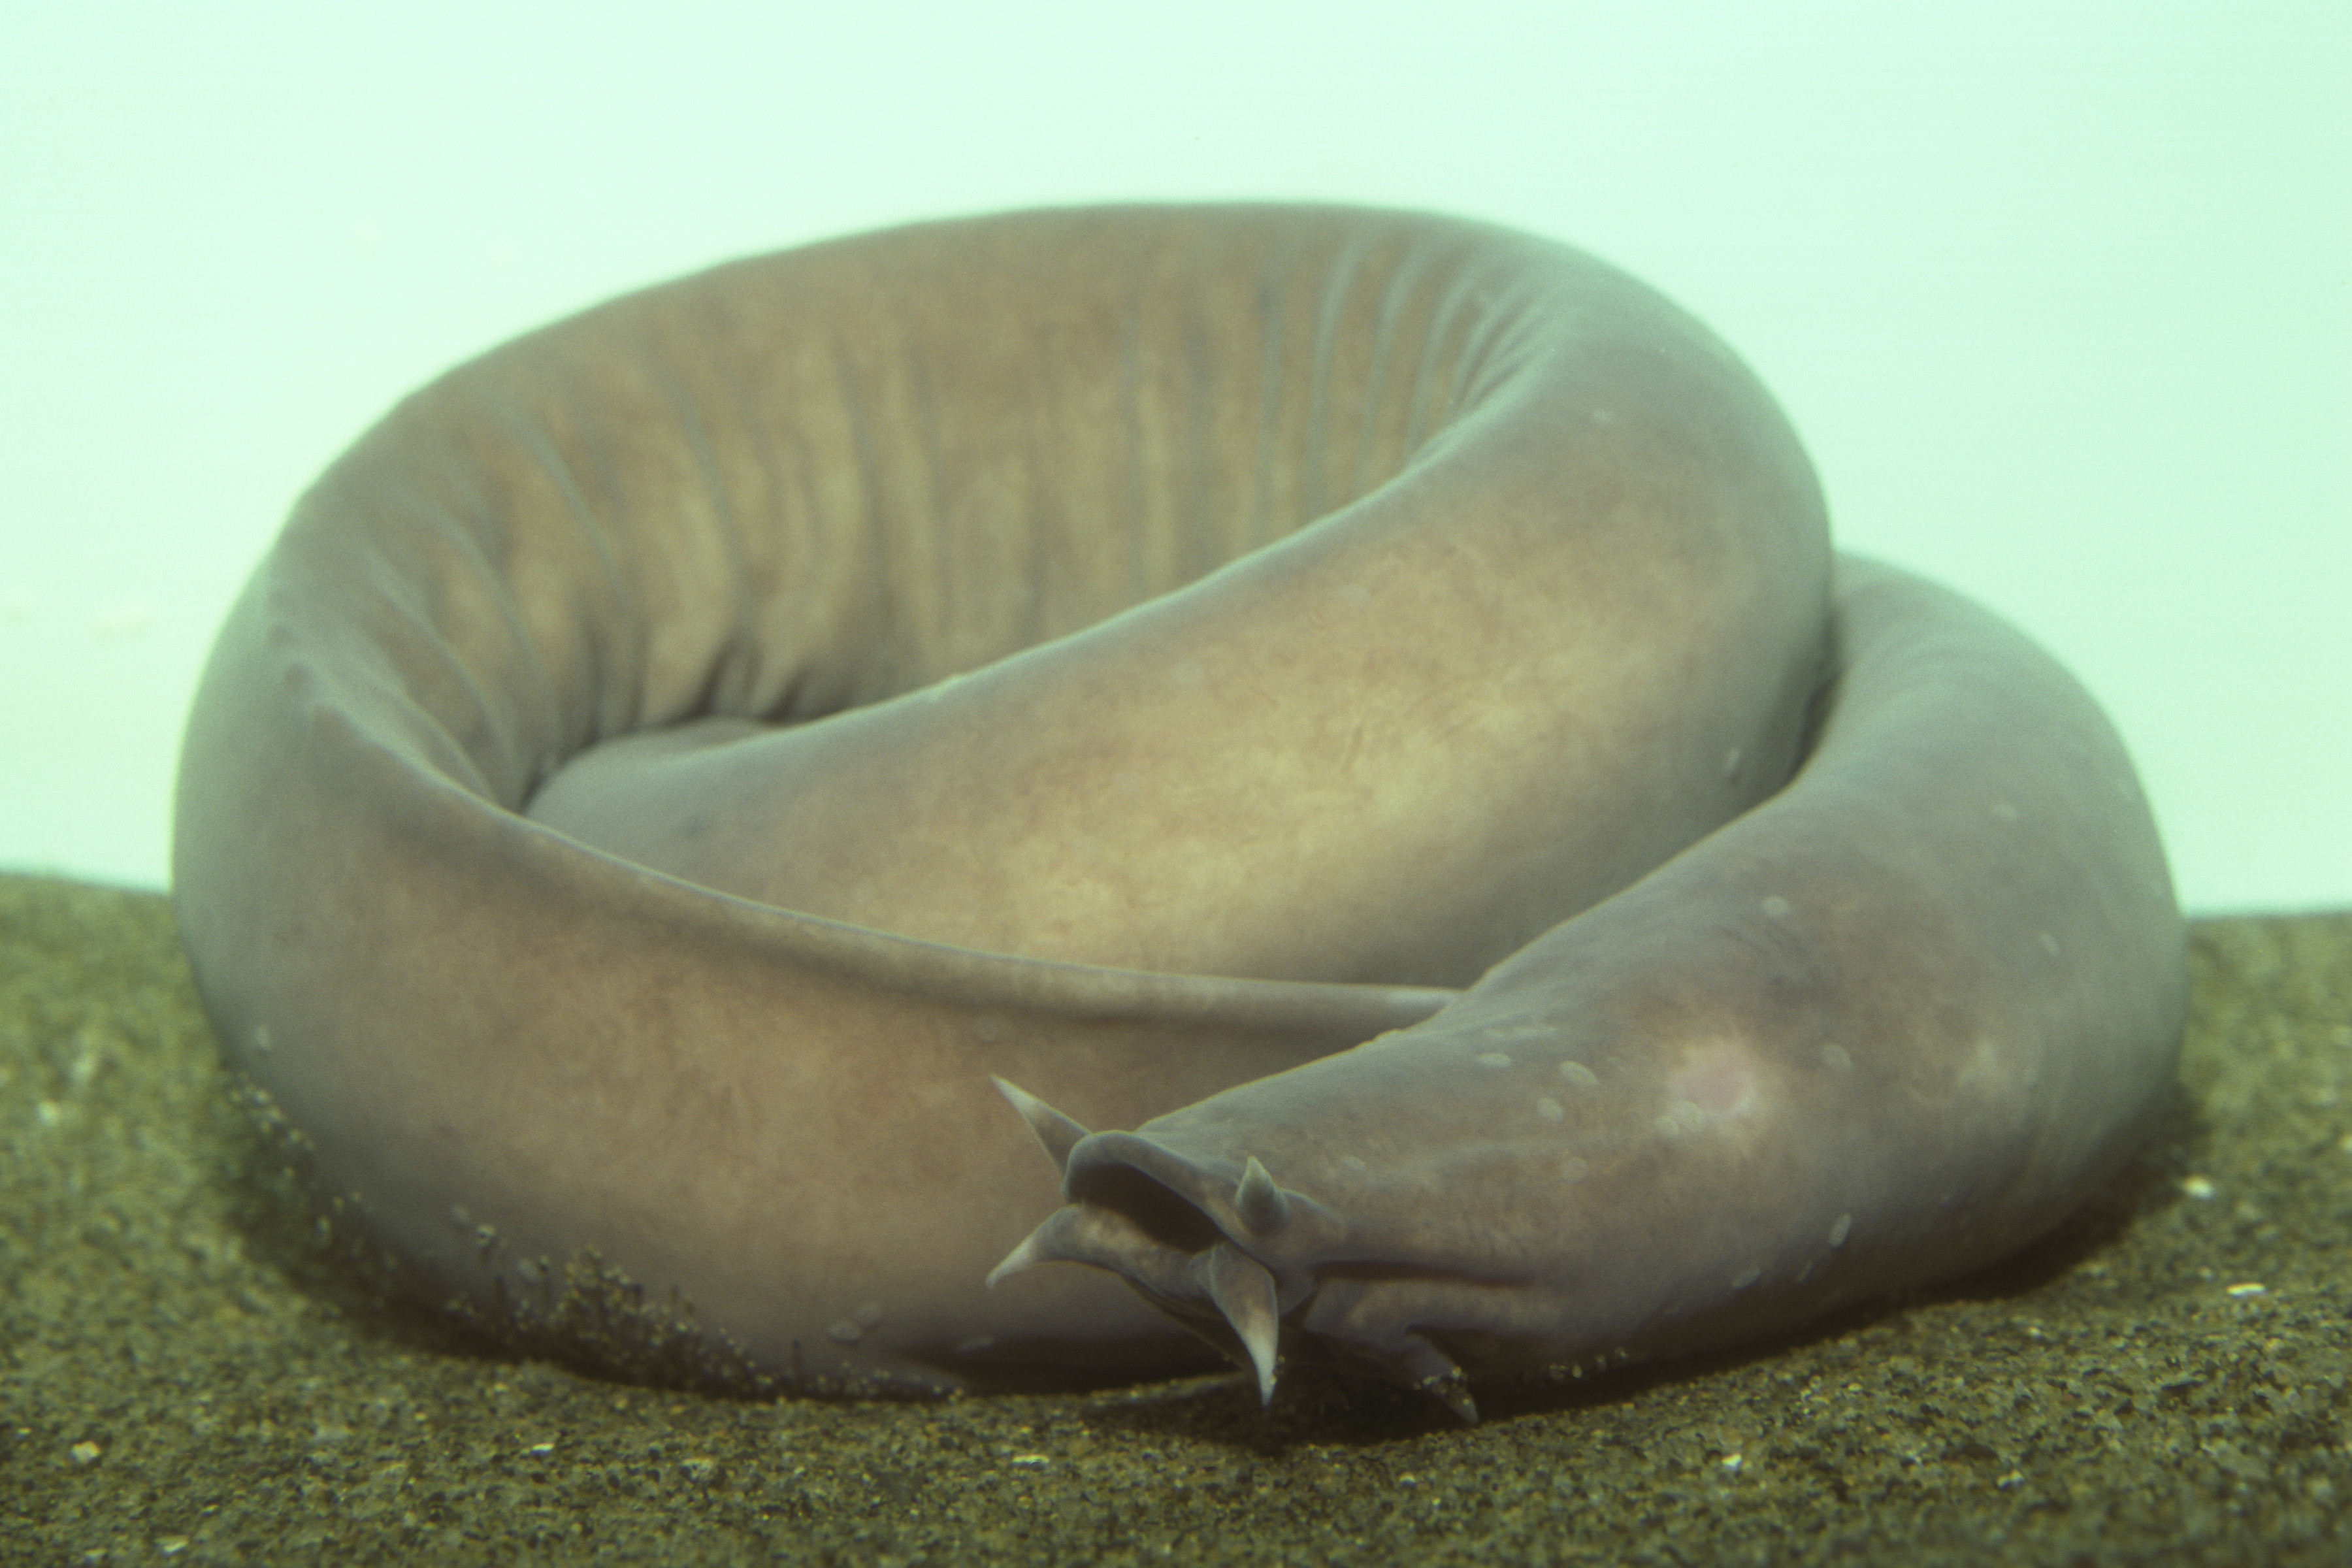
[171,206,2183,1416]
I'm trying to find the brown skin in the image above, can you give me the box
[172,207,2170,1406]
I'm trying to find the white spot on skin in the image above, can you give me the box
[1536,1096,1564,1122]
[2181,1175,2216,1200]
[1560,1155,1590,1183]
[2038,931,2060,957]
[1722,747,1742,781]
[1341,1154,1369,1173]
[1991,801,2020,823]
[1332,583,1373,610]
[1829,1213,1853,1247]
[827,1320,862,1345]
[1557,1060,1599,1089]
[1760,896,1790,919]
[1476,1052,1512,1068]
[1819,1043,1853,1073]
[250,1024,271,1054]
[1732,1266,1762,1290]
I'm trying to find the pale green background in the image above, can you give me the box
[3,1,2346,912]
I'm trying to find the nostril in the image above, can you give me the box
[1065,1164,1225,1254]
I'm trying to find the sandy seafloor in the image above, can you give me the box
[3,872,2347,1566]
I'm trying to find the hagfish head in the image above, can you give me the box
[985,1077,1482,1423]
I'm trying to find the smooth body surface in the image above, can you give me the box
[172,206,2182,1407]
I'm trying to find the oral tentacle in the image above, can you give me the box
[1197,1242,1282,1403]
[1345,1331,1480,1425]
[985,1196,1188,1294]
[990,1075,1091,1176]
[1234,1155,1290,1233]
